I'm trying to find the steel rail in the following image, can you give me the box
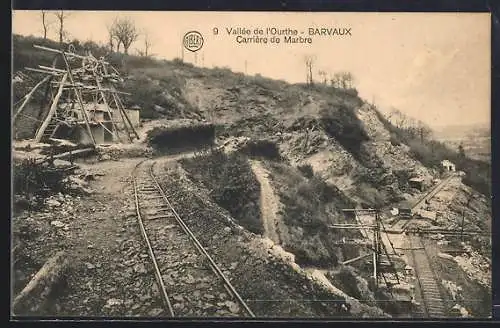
[132,162,175,317]
[408,236,429,317]
[148,162,256,317]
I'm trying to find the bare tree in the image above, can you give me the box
[304,55,316,86]
[54,10,70,44]
[416,121,432,143]
[143,32,152,57]
[331,72,342,88]
[106,23,119,53]
[40,10,52,40]
[341,72,355,89]
[330,71,355,89]
[318,70,327,84]
[137,31,153,57]
[110,17,139,54]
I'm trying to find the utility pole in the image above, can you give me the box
[244,60,248,75]
[460,209,466,242]
[329,208,400,290]
[374,211,381,289]
[181,38,184,62]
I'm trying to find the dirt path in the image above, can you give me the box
[250,160,281,244]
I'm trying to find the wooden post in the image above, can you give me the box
[113,91,139,139]
[373,227,378,288]
[13,75,51,124]
[34,73,68,142]
[109,92,133,142]
[374,211,380,289]
[60,51,97,146]
[460,210,465,241]
[94,74,122,143]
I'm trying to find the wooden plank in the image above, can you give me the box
[35,147,95,164]
[24,67,60,76]
[34,73,68,142]
[13,75,51,123]
[33,44,109,64]
[113,91,139,139]
[60,51,97,146]
[94,75,122,142]
[342,253,372,265]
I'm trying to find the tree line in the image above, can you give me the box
[303,55,355,89]
[38,10,153,57]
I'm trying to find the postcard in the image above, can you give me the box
[11,10,492,319]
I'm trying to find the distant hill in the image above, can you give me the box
[432,122,490,140]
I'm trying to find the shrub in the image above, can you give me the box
[13,158,71,210]
[181,149,263,234]
[297,164,314,178]
[389,133,401,146]
[319,104,371,165]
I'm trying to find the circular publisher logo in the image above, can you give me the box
[183,31,204,52]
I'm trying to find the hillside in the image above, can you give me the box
[12,34,492,318]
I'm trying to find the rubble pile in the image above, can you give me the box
[453,246,491,288]
[97,144,153,160]
[356,104,391,141]
[220,136,252,153]
[441,279,463,302]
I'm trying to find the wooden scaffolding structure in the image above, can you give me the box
[12,44,139,147]
[329,209,401,291]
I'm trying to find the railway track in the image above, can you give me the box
[390,174,456,232]
[131,160,255,317]
[408,234,446,318]
[411,174,455,213]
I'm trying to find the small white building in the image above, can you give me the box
[441,160,456,172]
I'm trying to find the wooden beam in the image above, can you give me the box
[328,224,376,229]
[34,73,68,142]
[38,65,67,73]
[25,67,60,76]
[94,77,122,142]
[61,51,97,147]
[34,44,109,64]
[113,91,140,139]
[342,209,377,212]
[342,253,372,265]
[12,251,69,315]
[35,147,95,164]
[13,75,51,124]
[49,82,131,95]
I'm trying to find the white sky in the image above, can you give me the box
[12,11,491,128]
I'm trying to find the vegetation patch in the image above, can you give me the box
[181,149,263,234]
[319,104,372,166]
[13,158,70,210]
[263,161,362,267]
